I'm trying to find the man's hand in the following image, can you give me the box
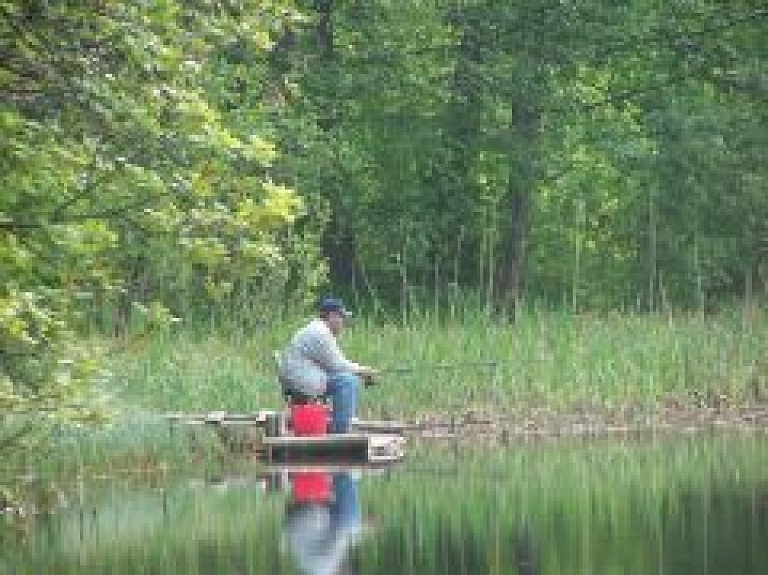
[358,366,379,386]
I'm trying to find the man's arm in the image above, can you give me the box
[308,326,362,374]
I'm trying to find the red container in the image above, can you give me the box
[292,472,332,503]
[290,403,329,436]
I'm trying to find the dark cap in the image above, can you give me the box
[318,297,352,317]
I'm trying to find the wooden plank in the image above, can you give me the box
[367,434,406,462]
[164,411,271,425]
[260,462,400,473]
[263,433,405,463]
[263,433,402,445]
[263,433,370,447]
[165,411,410,434]
[350,419,413,433]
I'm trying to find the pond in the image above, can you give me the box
[3,432,768,574]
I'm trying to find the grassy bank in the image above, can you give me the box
[108,306,768,417]
[3,306,767,476]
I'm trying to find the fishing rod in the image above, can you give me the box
[376,360,500,375]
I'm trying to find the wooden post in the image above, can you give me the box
[265,412,281,438]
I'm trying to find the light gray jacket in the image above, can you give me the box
[277,318,361,396]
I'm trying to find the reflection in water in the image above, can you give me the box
[2,436,767,574]
[283,471,371,575]
[513,522,540,575]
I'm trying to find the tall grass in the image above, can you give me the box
[4,304,764,474]
[107,305,767,417]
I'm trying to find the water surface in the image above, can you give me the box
[3,433,767,574]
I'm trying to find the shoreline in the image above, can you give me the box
[2,403,767,481]
[409,403,768,441]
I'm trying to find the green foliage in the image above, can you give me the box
[277,0,768,310]
[1,1,325,442]
[2,0,767,453]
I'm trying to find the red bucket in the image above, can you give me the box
[290,403,329,436]
[292,472,332,503]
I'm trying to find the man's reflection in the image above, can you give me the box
[283,470,370,575]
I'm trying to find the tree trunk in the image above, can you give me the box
[312,0,359,287]
[496,101,537,311]
[323,208,358,285]
[314,0,334,58]
[497,187,529,309]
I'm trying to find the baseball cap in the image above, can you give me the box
[318,297,352,317]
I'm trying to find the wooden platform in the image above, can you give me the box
[263,433,405,463]
[165,410,408,463]
[165,410,413,434]
[165,411,270,426]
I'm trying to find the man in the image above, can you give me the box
[278,297,377,434]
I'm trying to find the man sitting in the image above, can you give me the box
[277,297,377,434]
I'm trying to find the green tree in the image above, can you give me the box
[1,0,321,444]
[281,0,768,311]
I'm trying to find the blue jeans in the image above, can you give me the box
[330,472,361,533]
[326,372,360,434]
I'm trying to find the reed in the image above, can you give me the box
[108,304,768,418]
[4,304,765,473]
